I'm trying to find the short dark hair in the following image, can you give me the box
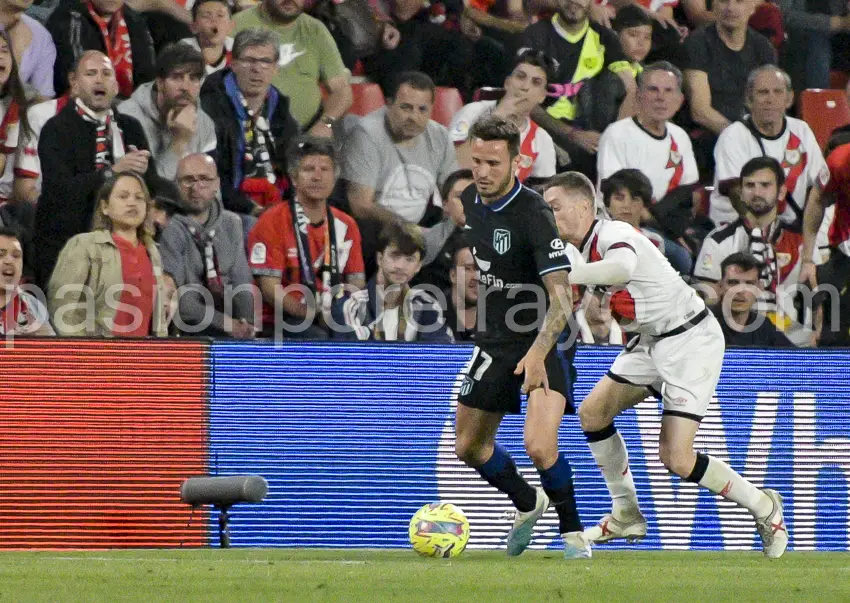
[600,169,653,207]
[388,71,435,102]
[740,156,785,187]
[451,243,471,266]
[191,0,232,20]
[440,168,474,203]
[721,252,761,280]
[544,171,596,202]
[156,43,205,80]
[637,61,683,91]
[612,5,653,31]
[378,221,426,258]
[468,115,521,159]
[0,225,21,243]
[153,195,183,218]
[513,48,558,83]
[288,135,337,176]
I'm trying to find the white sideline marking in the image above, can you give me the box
[17,556,367,565]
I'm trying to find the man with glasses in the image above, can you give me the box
[159,153,258,338]
[200,28,300,217]
[233,0,352,132]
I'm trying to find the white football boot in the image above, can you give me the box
[563,531,592,560]
[505,487,549,556]
[584,510,647,544]
[755,489,788,559]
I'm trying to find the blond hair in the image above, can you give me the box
[91,172,156,245]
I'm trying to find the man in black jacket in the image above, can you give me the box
[33,51,171,287]
[199,28,299,217]
[47,0,156,99]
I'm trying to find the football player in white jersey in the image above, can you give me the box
[542,172,789,559]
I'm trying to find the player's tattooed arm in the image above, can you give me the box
[532,270,574,354]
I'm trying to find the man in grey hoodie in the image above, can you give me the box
[119,43,217,181]
[160,153,257,338]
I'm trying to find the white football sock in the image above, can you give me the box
[698,455,773,518]
[588,431,640,519]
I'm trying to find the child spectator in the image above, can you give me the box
[612,6,654,76]
[332,221,451,342]
[180,0,234,76]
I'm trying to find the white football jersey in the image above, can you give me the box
[0,98,19,201]
[710,117,829,226]
[14,97,67,191]
[449,100,556,179]
[580,219,705,336]
[597,117,698,203]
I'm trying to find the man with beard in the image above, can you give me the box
[451,115,588,559]
[159,154,256,338]
[233,0,352,134]
[445,244,480,342]
[520,0,637,178]
[119,44,217,181]
[695,157,816,344]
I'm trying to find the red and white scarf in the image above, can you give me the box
[75,98,126,170]
[86,1,134,98]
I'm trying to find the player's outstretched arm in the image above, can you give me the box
[514,270,573,394]
[568,248,636,286]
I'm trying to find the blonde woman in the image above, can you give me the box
[48,173,170,337]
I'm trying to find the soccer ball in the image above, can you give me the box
[408,502,470,558]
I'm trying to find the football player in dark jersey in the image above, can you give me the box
[452,115,590,559]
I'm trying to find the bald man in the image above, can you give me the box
[32,50,170,287]
[158,153,257,338]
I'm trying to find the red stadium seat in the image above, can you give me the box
[349,82,386,116]
[473,87,505,102]
[830,70,849,91]
[798,89,850,150]
[432,87,464,127]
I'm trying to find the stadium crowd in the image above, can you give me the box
[0,0,848,345]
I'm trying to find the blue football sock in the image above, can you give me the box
[538,452,582,534]
[476,443,537,513]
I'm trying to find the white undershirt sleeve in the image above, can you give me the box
[568,247,637,286]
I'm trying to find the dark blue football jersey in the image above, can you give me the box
[461,179,572,344]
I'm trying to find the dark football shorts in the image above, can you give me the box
[457,337,576,415]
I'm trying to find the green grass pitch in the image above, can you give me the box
[1,549,848,602]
